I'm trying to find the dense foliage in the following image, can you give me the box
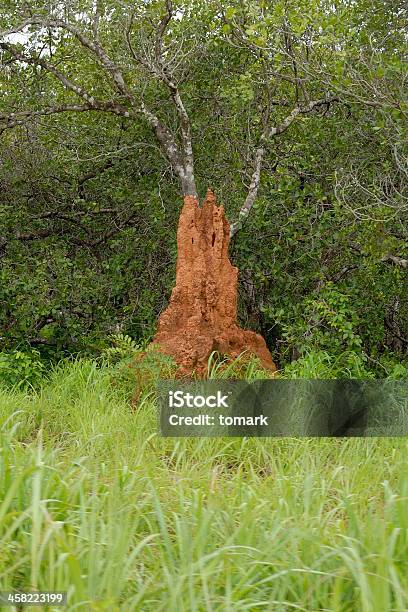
[0,0,406,375]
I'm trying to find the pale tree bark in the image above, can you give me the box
[229,96,339,237]
[153,0,197,197]
[381,254,408,268]
[130,0,197,196]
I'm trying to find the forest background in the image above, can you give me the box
[0,0,407,382]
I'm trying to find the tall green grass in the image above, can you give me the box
[0,358,407,610]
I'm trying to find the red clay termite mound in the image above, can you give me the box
[151,189,276,377]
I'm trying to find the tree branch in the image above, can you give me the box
[381,254,408,269]
[2,16,134,101]
[0,41,134,122]
[230,96,339,236]
[16,229,56,241]
[139,101,185,182]
[0,104,105,132]
[152,0,196,196]
[1,13,195,196]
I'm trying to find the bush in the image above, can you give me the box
[0,349,45,388]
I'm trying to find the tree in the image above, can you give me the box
[0,1,348,224]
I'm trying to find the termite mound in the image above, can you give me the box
[151,189,276,377]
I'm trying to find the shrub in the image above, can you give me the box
[0,349,45,388]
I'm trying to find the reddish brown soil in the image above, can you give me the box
[151,189,276,377]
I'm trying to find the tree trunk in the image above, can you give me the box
[152,189,276,376]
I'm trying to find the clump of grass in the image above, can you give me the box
[206,351,275,380]
[281,349,376,379]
